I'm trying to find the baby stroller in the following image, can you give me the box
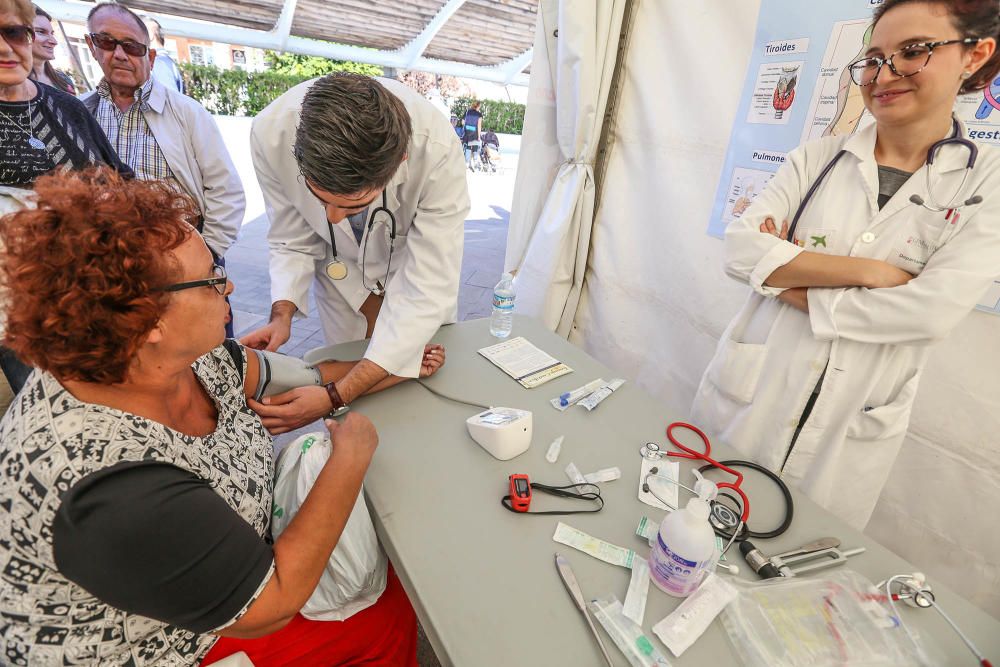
[479,143,500,173]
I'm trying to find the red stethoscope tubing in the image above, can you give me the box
[666,422,751,523]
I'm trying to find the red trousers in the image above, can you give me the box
[201,567,418,666]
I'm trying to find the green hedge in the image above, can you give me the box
[450,96,525,135]
[180,64,312,116]
[179,65,529,132]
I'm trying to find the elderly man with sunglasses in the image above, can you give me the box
[79,3,244,281]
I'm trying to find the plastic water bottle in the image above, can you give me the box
[648,496,717,597]
[490,272,515,338]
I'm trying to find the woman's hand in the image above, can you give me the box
[325,412,378,466]
[420,344,446,378]
[777,287,809,312]
[859,259,915,289]
[759,216,790,240]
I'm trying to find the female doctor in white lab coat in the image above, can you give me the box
[692,0,1000,529]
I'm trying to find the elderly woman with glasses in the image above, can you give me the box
[0,0,130,409]
[0,168,442,666]
[0,0,125,184]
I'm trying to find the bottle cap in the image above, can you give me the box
[692,470,718,502]
[686,498,711,521]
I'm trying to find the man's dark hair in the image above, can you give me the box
[294,73,412,195]
[87,3,149,42]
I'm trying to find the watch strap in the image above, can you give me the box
[324,381,348,412]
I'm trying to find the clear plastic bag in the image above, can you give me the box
[720,570,932,666]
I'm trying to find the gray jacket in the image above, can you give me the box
[81,78,244,256]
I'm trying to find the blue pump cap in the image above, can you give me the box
[559,393,570,406]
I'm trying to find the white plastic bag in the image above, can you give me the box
[271,432,387,621]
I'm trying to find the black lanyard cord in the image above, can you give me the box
[501,482,604,515]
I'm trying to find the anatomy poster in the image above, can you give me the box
[708,0,1000,312]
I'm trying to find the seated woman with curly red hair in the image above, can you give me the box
[0,168,440,666]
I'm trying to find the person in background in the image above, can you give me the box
[0,167,442,666]
[0,0,131,407]
[462,99,482,168]
[29,5,74,93]
[144,15,184,93]
[481,126,500,171]
[481,127,499,151]
[80,2,244,334]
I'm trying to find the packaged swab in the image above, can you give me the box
[584,467,621,483]
[652,572,737,657]
[578,379,626,411]
[550,379,605,411]
[589,596,673,667]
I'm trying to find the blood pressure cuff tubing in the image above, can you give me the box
[250,349,323,401]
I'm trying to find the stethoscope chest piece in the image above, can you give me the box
[325,260,348,281]
[709,502,741,533]
[640,442,665,461]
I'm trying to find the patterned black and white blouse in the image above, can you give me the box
[0,344,275,666]
[0,82,130,186]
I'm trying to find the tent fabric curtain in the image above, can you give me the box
[558,0,1000,618]
[504,0,628,336]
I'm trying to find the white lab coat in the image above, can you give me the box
[691,120,1000,528]
[251,78,469,378]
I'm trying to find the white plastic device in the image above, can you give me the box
[465,408,532,460]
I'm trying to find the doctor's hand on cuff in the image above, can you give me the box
[240,300,296,352]
[248,386,333,435]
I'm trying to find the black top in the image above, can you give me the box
[463,108,482,142]
[0,82,131,187]
[52,460,274,634]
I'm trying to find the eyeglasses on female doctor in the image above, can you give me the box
[848,38,981,86]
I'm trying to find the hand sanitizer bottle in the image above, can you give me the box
[648,476,718,597]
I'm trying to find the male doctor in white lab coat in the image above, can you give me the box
[242,73,469,429]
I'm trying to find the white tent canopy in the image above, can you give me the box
[41,0,536,85]
[510,0,1000,617]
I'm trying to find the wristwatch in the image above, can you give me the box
[324,381,350,418]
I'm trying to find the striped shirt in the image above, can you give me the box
[94,78,175,182]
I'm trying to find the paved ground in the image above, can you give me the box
[225,164,514,667]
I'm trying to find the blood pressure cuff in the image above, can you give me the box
[250,349,323,401]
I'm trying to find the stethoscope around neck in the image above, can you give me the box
[786,118,982,243]
[324,190,397,297]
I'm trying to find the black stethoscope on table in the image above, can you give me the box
[786,118,983,243]
[325,190,397,297]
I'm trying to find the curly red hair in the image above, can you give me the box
[1,167,196,384]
